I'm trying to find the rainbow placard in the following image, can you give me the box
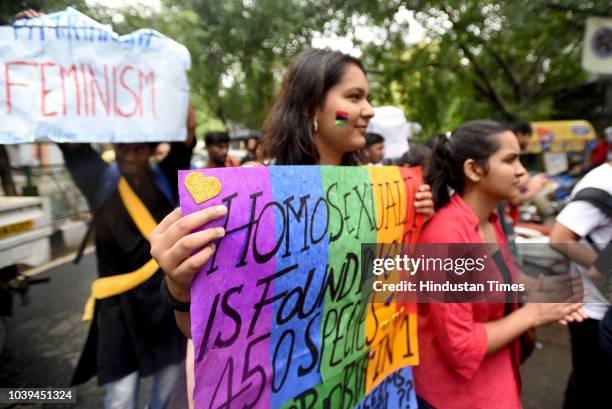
[179,165,423,409]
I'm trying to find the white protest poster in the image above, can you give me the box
[582,16,612,74]
[367,106,410,159]
[0,7,191,144]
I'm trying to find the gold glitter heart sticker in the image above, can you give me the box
[184,172,221,204]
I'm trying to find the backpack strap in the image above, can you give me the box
[573,188,612,218]
[572,187,612,252]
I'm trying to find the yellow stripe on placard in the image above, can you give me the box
[367,166,406,243]
[365,166,419,393]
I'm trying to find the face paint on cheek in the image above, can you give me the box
[335,110,349,128]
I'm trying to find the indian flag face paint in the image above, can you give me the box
[335,110,349,128]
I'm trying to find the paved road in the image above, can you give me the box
[0,253,102,408]
[0,252,173,409]
[0,252,573,409]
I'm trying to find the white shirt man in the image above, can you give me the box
[554,162,612,318]
[550,161,612,409]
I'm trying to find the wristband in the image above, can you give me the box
[160,277,191,312]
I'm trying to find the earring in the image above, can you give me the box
[313,118,319,133]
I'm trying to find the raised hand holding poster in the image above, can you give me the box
[0,7,190,144]
[179,165,423,409]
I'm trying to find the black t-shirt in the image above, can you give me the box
[61,143,192,385]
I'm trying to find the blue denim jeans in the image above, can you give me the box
[103,360,185,409]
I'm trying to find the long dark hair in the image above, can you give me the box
[261,48,365,165]
[425,119,508,210]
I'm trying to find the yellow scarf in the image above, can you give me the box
[82,177,160,321]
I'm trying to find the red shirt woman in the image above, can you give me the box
[414,120,585,409]
[415,194,522,409]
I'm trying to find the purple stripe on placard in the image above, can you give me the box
[179,167,275,409]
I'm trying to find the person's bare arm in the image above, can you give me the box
[484,307,534,353]
[185,101,196,148]
[415,184,434,220]
[549,222,597,268]
[484,302,583,353]
[587,243,612,295]
[588,265,606,295]
[175,311,191,338]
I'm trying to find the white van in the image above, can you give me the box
[0,196,53,270]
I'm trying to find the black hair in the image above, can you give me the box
[205,131,230,146]
[114,142,158,152]
[509,120,532,135]
[261,48,366,165]
[425,133,444,149]
[397,144,432,168]
[365,132,384,147]
[425,119,508,210]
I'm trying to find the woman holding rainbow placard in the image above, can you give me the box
[151,48,433,407]
[150,48,434,337]
[150,50,584,409]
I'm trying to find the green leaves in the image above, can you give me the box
[358,0,602,137]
